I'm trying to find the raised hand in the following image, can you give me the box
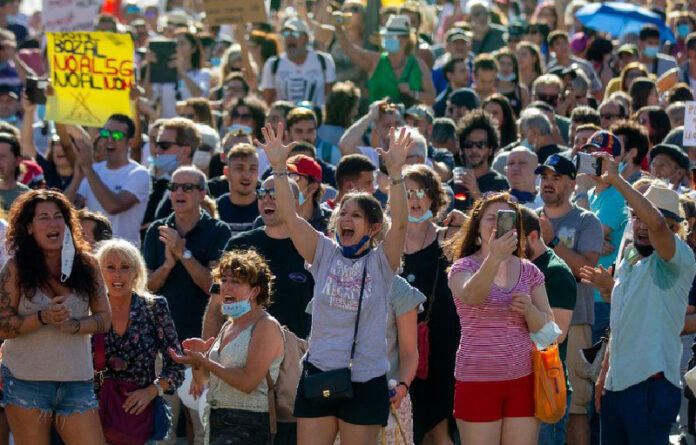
[487,229,517,263]
[254,122,297,169]
[579,265,614,296]
[593,152,620,186]
[375,127,414,177]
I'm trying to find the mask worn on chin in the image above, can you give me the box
[509,189,535,203]
[382,37,400,53]
[154,154,179,173]
[678,24,691,38]
[408,209,433,223]
[192,150,212,170]
[221,299,252,319]
[643,45,659,58]
[0,115,17,124]
[521,138,535,151]
[618,161,628,173]
[335,231,371,258]
[634,243,655,257]
[497,72,517,82]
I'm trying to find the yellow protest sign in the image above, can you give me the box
[46,32,134,127]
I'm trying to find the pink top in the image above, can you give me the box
[448,257,545,382]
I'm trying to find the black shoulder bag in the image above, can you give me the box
[302,265,367,407]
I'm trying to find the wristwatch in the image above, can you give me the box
[153,381,164,397]
[548,236,561,248]
[182,249,192,260]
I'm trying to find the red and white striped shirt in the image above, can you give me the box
[448,257,545,382]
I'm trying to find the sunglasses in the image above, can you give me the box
[537,93,558,105]
[231,111,253,120]
[167,182,202,192]
[100,128,126,141]
[256,188,276,200]
[406,188,428,199]
[282,30,302,39]
[462,140,489,150]
[156,140,177,150]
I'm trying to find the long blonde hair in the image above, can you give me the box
[95,239,150,296]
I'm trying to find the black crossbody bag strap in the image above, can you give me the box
[348,264,368,369]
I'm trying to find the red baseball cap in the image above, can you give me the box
[286,154,322,182]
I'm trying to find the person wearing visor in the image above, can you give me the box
[261,17,336,106]
[335,14,435,106]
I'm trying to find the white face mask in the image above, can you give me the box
[61,228,75,283]
[192,150,212,171]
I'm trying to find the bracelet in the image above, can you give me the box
[389,176,404,185]
[38,310,47,326]
[414,91,420,101]
[70,318,80,334]
[398,381,410,391]
[548,236,560,248]
[273,170,288,177]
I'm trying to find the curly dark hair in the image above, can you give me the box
[213,249,275,307]
[403,164,449,219]
[446,192,525,260]
[6,189,100,301]
[229,95,269,140]
[457,109,500,166]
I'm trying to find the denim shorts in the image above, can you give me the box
[0,365,98,416]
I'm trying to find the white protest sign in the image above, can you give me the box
[684,101,696,147]
[42,0,101,32]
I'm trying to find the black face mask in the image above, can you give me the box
[634,243,655,257]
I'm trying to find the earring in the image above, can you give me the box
[475,235,482,246]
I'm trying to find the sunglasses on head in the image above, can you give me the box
[406,188,428,199]
[256,188,276,200]
[462,140,489,149]
[100,128,126,141]
[156,140,177,150]
[167,182,202,192]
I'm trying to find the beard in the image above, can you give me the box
[634,243,655,257]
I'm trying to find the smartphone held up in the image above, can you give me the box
[496,210,516,238]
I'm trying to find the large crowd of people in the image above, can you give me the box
[1,0,696,444]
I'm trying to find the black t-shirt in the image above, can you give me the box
[207,176,229,199]
[216,195,260,235]
[36,153,72,191]
[223,228,314,339]
[451,169,509,211]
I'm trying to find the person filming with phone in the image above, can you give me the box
[447,192,556,444]
[590,155,696,444]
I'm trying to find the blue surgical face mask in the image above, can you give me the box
[643,45,659,58]
[335,231,371,258]
[497,72,516,82]
[521,138,535,151]
[155,154,179,173]
[211,57,222,67]
[382,37,400,53]
[228,124,252,135]
[408,209,433,223]
[298,189,307,206]
[678,24,691,38]
[618,161,628,173]
[221,300,252,319]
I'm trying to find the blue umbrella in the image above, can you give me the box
[575,2,675,43]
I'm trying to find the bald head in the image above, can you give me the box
[506,147,538,191]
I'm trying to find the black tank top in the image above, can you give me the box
[501,85,522,117]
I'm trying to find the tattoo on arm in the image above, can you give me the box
[0,265,24,337]
[93,313,106,333]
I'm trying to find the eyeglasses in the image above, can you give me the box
[600,113,621,120]
[256,188,276,200]
[167,182,202,192]
[462,140,489,150]
[156,140,178,150]
[231,111,253,120]
[282,30,302,39]
[100,128,126,141]
[406,188,428,199]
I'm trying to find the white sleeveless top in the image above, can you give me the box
[2,289,92,381]
[206,322,282,413]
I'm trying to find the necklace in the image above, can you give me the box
[406,224,432,255]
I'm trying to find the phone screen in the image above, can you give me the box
[496,210,516,238]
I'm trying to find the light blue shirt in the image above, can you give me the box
[589,186,628,302]
[605,236,696,392]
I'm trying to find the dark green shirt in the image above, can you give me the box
[143,211,231,341]
[0,182,29,212]
[532,248,576,361]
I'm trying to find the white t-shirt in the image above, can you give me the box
[153,69,212,118]
[77,160,151,247]
[261,50,336,106]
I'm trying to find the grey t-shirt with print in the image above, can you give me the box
[386,275,425,381]
[305,233,395,382]
[545,205,603,325]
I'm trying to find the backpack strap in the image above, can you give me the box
[271,56,281,77]
[317,52,327,75]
